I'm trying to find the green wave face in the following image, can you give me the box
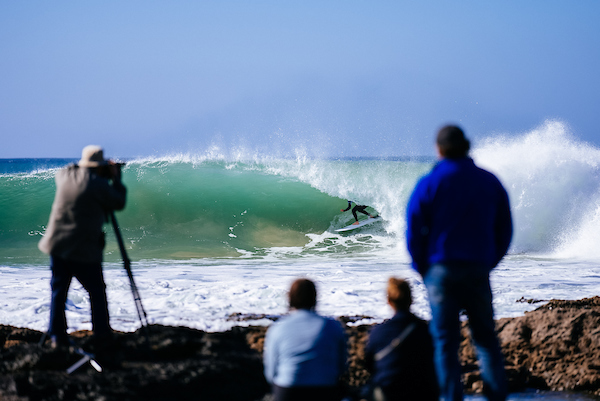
[120,161,344,259]
[5,157,415,263]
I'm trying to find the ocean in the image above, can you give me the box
[1,122,600,399]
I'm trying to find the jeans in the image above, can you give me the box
[423,264,506,401]
[49,255,111,338]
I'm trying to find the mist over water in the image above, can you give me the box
[473,120,600,259]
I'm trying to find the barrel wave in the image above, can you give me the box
[1,159,354,262]
[121,159,348,258]
[2,155,422,264]
[2,120,600,267]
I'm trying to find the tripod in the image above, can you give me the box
[110,211,150,341]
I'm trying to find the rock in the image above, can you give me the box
[460,296,600,396]
[0,324,269,401]
[1,297,600,400]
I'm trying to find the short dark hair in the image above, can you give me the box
[436,125,470,158]
[387,277,412,311]
[289,279,317,310]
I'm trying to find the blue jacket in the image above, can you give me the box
[406,157,512,275]
[263,309,347,388]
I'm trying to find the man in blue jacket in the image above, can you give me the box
[406,125,512,401]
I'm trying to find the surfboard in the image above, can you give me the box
[335,216,382,232]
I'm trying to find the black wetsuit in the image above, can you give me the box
[343,200,370,222]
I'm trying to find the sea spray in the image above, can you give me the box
[473,120,600,258]
[2,123,600,333]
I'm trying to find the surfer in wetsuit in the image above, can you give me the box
[341,200,376,225]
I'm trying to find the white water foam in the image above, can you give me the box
[3,250,600,335]
[474,120,600,258]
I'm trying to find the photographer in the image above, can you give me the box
[39,145,127,350]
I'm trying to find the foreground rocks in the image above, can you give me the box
[496,297,600,395]
[1,297,600,400]
[0,325,271,401]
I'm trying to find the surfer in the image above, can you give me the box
[341,200,376,225]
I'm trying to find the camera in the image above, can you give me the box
[99,161,126,180]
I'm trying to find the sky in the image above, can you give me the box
[1,1,599,159]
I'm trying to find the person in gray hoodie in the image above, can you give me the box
[39,145,127,348]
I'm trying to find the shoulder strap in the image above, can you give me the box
[374,322,417,362]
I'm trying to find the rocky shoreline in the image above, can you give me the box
[1,297,599,400]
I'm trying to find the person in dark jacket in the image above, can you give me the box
[406,125,513,401]
[364,277,438,401]
[39,145,127,348]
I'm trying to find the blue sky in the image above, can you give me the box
[1,1,599,159]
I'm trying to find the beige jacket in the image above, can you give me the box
[38,165,127,263]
